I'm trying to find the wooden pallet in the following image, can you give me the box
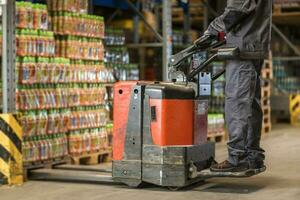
[172,6,204,23]
[262,104,272,134]
[263,57,272,68]
[261,97,270,107]
[274,3,300,14]
[262,105,271,116]
[262,122,272,134]
[261,78,271,89]
[273,12,300,25]
[23,156,70,181]
[70,150,112,165]
[207,131,226,143]
[262,102,272,134]
[263,109,271,125]
[261,68,273,80]
[262,105,272,133]
[261,56,273,79]
[261,85,271,98]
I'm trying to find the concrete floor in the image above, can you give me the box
[1,124,300,200]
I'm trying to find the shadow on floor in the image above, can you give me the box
[194,182,264,194]
[190,175,288,194]
[28,169,295,194]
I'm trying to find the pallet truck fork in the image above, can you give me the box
[111,34,266,189]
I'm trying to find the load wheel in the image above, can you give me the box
[167,187,181,191]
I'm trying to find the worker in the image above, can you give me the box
[198,0,272,172]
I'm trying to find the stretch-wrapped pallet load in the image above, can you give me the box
[46,0,113,164]
[15,1,113,166]
[15,2,71,164]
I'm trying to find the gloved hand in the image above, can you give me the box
[193,33,215,49]
[194,32,226,49]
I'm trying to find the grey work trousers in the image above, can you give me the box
[225,60,265,166]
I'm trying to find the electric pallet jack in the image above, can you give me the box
[28,34,265,190]
[111,33,266,189]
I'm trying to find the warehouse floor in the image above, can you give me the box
[1,124,300,200]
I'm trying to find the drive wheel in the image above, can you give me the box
[167,187,181,191]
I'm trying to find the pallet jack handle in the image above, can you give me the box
[186,47,240,82]
[169,32,227,67]
[169,32,239,82]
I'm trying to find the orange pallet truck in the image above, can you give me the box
[112,34,266,190]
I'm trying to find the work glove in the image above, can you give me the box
[193,33,214,49]
[194,32,226,50]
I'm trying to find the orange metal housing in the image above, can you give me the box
[112,81,137,161]
[112,82,204,161]
[149,99,194,146]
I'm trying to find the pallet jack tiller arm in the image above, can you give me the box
[169,33,239,82]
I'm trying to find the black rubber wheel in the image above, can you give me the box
[167,187,181,191]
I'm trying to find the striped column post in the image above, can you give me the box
[0,114,23,185]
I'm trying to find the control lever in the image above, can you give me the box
[186,47,240,82]
[212,69,226,81]
[217,47,240,60]
[169,35,217,69]
[169,32,226,77]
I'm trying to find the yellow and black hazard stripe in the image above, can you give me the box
[290,95,300,126]
[290,95,300,113]
[0,114,23,185]
[0,145,14,184]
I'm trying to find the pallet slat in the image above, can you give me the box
[261,97,270,107]
[274,3,300,14]
[262,122,272,134]
[70,150,112,165]
[261,104,272,134]
[261,85,271,98]
[172,6,204,24]
[261,68,273,80]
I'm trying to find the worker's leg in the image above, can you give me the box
[246,60,265,168]
[225,60,257,166]
[210,60,265,172]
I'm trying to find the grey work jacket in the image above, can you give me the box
[205,0,272,59]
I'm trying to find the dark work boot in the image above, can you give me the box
[249,161,265,170]
[210,160,249,172]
